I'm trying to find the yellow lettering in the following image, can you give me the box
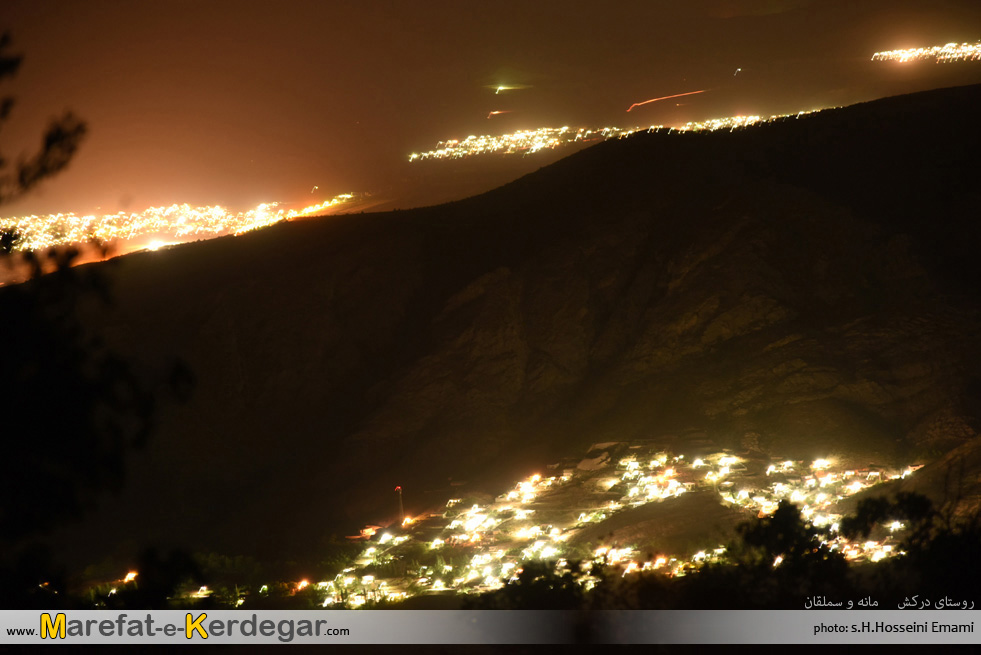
[186,613,208,640]
[40,613,66,639]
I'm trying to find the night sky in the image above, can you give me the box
[3,0,981,216]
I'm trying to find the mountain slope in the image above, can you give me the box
[31,84,981,565]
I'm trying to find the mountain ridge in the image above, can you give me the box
[28,83,981,566]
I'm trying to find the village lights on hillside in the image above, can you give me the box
[295,446,923,608]
[515,526,543,540]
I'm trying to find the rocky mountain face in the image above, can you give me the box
[34,84,981,564]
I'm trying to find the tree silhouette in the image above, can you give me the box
[840,492,935,547]
[842,490,981,602]
[736,499,827,566]
[103,548,203,610]
[463,560,583,609]
[0,32,86,206]
[0,32,193,607]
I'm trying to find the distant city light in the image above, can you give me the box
[872,41,981,63]
[409,109,824,162]
[0,193,355,253]
[408,126,636,161]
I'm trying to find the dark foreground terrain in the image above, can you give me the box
[9,84,981,572]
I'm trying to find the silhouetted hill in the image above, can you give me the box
[23,84,981,568]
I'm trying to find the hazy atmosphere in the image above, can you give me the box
[2,0,981,637]
[3,0,981,215]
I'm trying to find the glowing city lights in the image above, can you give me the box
[409,108,825,163]
[872,42,981,63]
[0,193,355,253]
[408,126,635,161]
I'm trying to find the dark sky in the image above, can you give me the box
[3,0,981,215]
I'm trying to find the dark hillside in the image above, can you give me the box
[23,84,981,566]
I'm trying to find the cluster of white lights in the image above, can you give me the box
[0,194,354,252]
[197,448,922,607]
[408,126,637,161]
[872,42,981,63]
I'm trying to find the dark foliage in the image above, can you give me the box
[464,560,584,609]
[0,33,193,608]
[841,490,981,604]
[0,248,160,541]
[0,33,87,206]
[101,548,202,610]
[473,492,977,610]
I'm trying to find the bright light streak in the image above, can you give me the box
[487,84,532,94]
[873,42,981,63]
[487,110,512,118]
[627,89,707,112]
